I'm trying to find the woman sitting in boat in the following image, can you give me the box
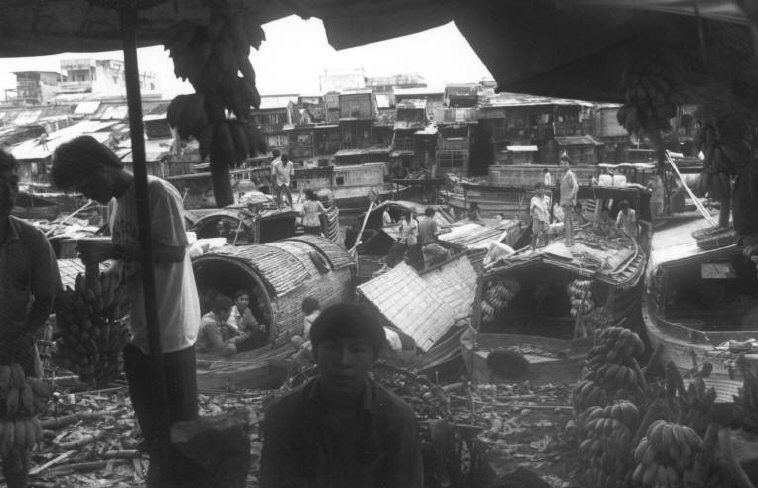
[228,289,269,353]
[468,202,482,221]
[197,295,239,356]
[593,207,617,237]
[300,189,327,236]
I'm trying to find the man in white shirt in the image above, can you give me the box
[543,168,553,187]
[51,135,200,487]
[272,153,294,208]
[530,183,550,249]
[559,155,579,246]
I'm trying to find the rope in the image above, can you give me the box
[665,150,717,226]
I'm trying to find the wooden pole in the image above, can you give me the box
[119,5,170,450]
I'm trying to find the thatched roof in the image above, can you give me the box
[205,236,353,297]
[357,255,477,351]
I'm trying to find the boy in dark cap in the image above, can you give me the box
[260,303,423,488]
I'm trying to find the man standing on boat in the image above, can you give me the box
[0,149,60,488]
[260,303,424,488]
[559,154,579,246]
[50,135,201,487]
[272,153,294,208]
[530,183,550,249]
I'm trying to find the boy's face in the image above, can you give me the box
[316,337,375,396]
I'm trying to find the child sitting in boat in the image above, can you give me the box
[228,289,269,353]
[290,297,321,362]
[197,295,239,356]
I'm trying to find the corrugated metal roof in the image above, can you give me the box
[554,135,603,146]
[11,120,116,160]
[440,219,523,250]
[479,93,595,108]
[74,101,100,115]
[358,260,469,351]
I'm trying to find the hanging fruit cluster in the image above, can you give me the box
[0,363,49,455]
[164,0,268,207]
[631,420,702,488]
[568,279,594,317]
[734,370,758,433]
[53,273,131,385]
[577,400,640,488]
[479,279,520,324]
[572,326,645,412]
[616,54,684,137]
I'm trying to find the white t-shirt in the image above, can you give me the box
[530,195,550,223]
[273,160,294,187]
[111,176,201,354]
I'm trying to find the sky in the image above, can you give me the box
[0,16,493,99]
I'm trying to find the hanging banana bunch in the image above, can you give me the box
[568,279,595,317]
[0,363,50,456]
[164,0,268,207]
[479,278,521,324]
[616,53,684,140]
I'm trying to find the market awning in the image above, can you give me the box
[2,1,754,107]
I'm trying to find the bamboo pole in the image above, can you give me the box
[118,5,170,453]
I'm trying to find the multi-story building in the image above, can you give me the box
[58,58,157,97]
[8,71,63,105]
[319,68,366,94]
[338,90,376,150]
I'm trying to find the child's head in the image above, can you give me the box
[302,297,320,315]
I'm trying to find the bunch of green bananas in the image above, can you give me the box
[0,363,50,455]
[578,400,640,487]
[480,278,520,324]
[163,0,269,207]
[572,327,645,411]
[616,55,684,137]
[632,420,702,488]
[53,272,131,385]
[568,279,595,317]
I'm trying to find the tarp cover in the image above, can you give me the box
[0,0,755,104]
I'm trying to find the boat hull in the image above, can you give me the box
[463,332,594,385]
[642,295,758,402]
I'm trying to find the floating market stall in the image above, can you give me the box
[465,225,649,385]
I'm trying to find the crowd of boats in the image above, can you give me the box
[16,154,758,406]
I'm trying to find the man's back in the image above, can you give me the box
[417,217,437,245]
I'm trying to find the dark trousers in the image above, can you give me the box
[2,445,29,488]
[274,184,292,207]
[123,344,198,487]
[303,225,322,236]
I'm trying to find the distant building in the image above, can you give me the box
[319,68,366,94]
[8,71,63,105]
[58,58,158,98]
[365,73,427,93]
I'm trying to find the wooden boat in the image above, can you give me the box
[12,191,60,220]
[643,218,758,402]
[443,181,652,222]
[463,222,649,385]
[196,343,297,391]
